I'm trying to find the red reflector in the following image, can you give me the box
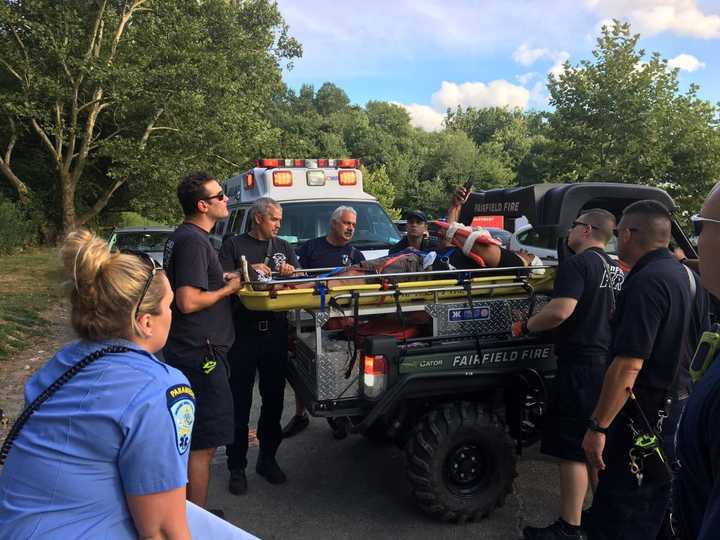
[317,159,329,167]
[272,170,293,187]
[338,170,357,185]
[337,158,359,168]
[244,173,254,190]
[294,159,304,167]
[257,158,280,168]
[364,355,386,375]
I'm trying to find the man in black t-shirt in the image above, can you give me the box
[582,201,708,540]
[163,172,241,509]
[219,197,298,495]
[518,209,621,540]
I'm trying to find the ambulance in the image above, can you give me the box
[212,158,401,259]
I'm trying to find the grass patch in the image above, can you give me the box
[0,248,65,361]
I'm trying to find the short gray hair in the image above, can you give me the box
[330,206,357,223]
[250,197,280,222]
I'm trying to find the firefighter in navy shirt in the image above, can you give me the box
[281,206,365,439]
[517,209,622,540]
[674,185,720,540]
[219,197,299,496]
[582,200,708,540]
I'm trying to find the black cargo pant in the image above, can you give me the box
[226,319,287,471]
[585,396,685,540]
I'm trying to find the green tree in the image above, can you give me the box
[544,19,720,208]
[0,0,300,234]
[362,165,400,219]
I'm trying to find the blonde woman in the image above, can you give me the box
[0,231,254,539]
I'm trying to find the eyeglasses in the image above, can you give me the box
[122,249,163,319]
[612,227,639,237]
[691,214,720,236]
[202,190,225,202]
[571,221,597,230]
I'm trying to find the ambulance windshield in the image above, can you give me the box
[278,201,402,249]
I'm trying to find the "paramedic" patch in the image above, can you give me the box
[166,384,195,455]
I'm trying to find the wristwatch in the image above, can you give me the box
[587,417,609,434]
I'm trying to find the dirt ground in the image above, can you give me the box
[0,302,74,443]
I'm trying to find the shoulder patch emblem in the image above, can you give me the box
[166,384,195,455]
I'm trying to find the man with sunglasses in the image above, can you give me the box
[582,200,708,540]
[674,192,720,540]
[519,209,622,540]
[162,172,242,512]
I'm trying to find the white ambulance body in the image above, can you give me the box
[212,158,401,260]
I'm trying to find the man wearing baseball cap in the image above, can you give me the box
[389,209,439,254]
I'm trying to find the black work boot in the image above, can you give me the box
[256,455,287,484]
[228,469,247,495]
[523,519,588,540]
[282,412,310,438]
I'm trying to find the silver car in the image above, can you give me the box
[107,226,176,265]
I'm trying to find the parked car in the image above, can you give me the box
[509,224,618,261]
[393,219,408,235]
[107,226,176,265]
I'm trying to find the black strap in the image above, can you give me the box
[659,266,698,425]
[263,237,276,268]
[0,345,130,465]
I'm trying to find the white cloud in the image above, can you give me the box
[585,0,720,39]
[513,43,570,77]
[396,103,445,132]
[668,53,706,71]
[431,81,530,111]
[516,72,539,85]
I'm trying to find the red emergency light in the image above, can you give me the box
[337,158,360,168]
[317,159,329,167]
[256,158,280,168]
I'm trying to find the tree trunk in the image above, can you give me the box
[60,171,77,234]
[0,161,31,205]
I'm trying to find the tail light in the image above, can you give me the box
[272,170,293,187]
[338,170,357,185]
[363,354,387,398]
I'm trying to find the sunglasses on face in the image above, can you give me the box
[570,221,597,231]
[121,249,163,318]
[202,190,225,202]
[691,214,720,236]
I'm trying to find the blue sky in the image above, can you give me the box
[276,0,720,131]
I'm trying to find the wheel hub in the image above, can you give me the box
[446,443,486,491]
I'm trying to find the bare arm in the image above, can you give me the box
[446,185,469,227]
[127,487,191,540]
[175,277,241,314]
[526,298,578,332]
[582,356,644,470]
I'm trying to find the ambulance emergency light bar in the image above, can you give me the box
[246,158,361,188]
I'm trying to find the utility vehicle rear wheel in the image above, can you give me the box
[405,401,515,522]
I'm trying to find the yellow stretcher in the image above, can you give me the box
[236,266,556,312]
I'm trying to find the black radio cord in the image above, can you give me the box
[0,345,129,466]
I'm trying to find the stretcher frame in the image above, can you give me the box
[236,265,556,403]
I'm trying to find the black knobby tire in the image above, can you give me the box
[404,401,516,523]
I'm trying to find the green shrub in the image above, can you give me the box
[0,199,35,254]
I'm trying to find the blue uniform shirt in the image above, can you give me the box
[0,339,195,539]
[676,352,720,540]
[296,236,365,269]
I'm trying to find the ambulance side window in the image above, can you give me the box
[230,209,247,235]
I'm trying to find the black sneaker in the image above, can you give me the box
[282,412,310,438]
[228,469,247,495]
[256,456,287,484]
[523,520,588,540]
